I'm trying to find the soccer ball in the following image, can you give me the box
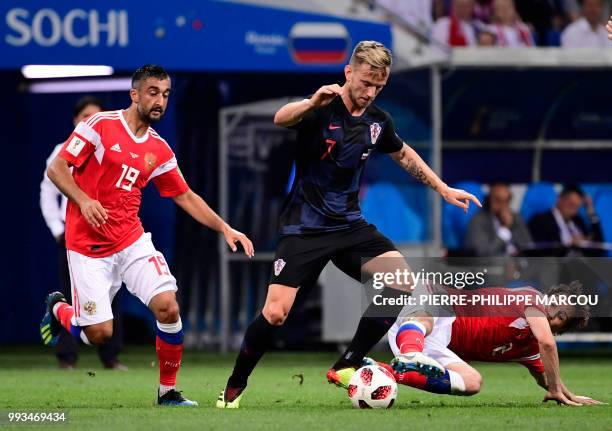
[347,365,398,409]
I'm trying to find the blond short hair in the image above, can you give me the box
[350,40,392,73]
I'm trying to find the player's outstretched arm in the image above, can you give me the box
[47,156,108,228]
[172,190,254,257]
[273,84,343,128]
[529,369,548,390]
[390,143,482,213]
[525,311,579,405]
[607,16,612,39]
[525,310,604,406]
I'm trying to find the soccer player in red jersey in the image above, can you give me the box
[386,282,604,405]
[39,64,254,406]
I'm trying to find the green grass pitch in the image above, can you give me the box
[0,347,610,430]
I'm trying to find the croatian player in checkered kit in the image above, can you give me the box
[217,41,481,408]
[40,64,254,406]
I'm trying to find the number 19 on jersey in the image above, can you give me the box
[116,164,140,191]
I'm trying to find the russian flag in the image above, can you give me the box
[289,22,350,65]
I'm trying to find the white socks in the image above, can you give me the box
[448,369,466,395]
[80,331,91,346]
[156,319,182,334]
[159,384,176,396]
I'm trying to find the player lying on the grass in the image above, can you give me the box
[216,40,481,408]
[39,64,254,407]
[382,282,604,405]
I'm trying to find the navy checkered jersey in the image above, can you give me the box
[279,96,403,235]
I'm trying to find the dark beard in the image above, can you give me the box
[138,106,163,124]
[347,88,367,109]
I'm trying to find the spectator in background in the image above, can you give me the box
[561,0,609,46]
[475,0,495,22]
[465,183,532,256]
[515,0,566,45]
[564,0,610,22]
[376,0,433,35]
[432,0,480,46]
[40,96,126,371]
[433,0,449,21]
[489,0,535,46]
[478,27,498,44]
[528,184,603,246]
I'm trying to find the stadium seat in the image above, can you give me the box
[286,163,296,195]
[589,184,612,203]
[520,182,557,223]
[579,183,606,224]
[595,190,612,245]
[442,181,484,249]
[361,182,424,243]
[581,183,601,201]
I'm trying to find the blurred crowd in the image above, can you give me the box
[464,183,604,257]
[375,0,611,47]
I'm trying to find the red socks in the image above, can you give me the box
[396,321,426,354]
[156,337,183,386]
[395,371,428,388]
[155,319,184,388]
[54,303,74,332]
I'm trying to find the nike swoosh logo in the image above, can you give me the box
[329,125,341,130]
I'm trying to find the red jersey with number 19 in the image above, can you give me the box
[59,110,189,258]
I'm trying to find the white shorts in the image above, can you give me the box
[67,232,178,326]
[388,316,466,368]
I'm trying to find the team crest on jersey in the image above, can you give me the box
[144,153,157,170]
[274,259,286,276]
[130,152,139,159]
[83,301,97,316]
[370,122,382,145]
[66,136,86,157]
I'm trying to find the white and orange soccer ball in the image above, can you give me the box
[347,365,398,409]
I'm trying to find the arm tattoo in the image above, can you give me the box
[393,146,438,191]
[392,146,440,192]
[405,159,438,192]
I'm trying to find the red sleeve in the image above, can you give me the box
[58,120,101,168]
[517,287,547,316]
[152,165,189,197]
[520,356,545,374]
[518,335,544,374]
